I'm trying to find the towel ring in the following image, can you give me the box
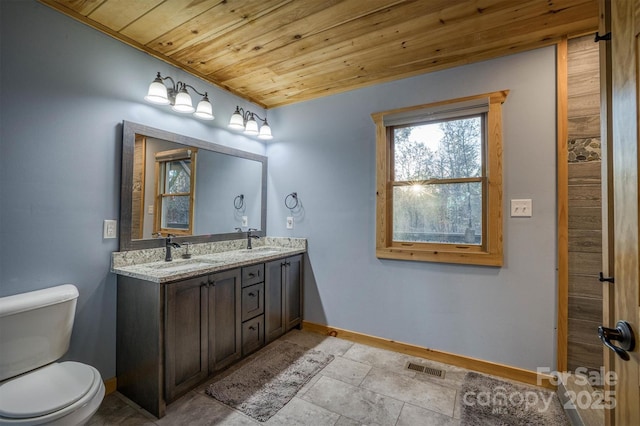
[284,192,299,210]
[234,194,244,210]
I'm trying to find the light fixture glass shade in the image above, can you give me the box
[193,96,214,120]
[228,109,245,130]
[172,89,195,113]
[144,79,170,105]
[244,116,259,135]
[258,122,273,140]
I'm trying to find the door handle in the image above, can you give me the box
[598,321,635,361]
[598,272,614,283]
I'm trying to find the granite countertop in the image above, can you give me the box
[111,237,306,284]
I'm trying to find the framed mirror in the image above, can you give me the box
[120,121,267,251]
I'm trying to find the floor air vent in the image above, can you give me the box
[406,362,445,378]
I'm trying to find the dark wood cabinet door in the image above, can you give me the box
[285,255,303,330]
[241,282,264,321]
[242,314,265,356]
[265,259,285,343]
[242,264,264,287]
[117,276,165,418]
[208,269,242,372]
[165,276,208,402]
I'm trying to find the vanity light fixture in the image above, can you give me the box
[228,106,273,140]
[144,72,214,120]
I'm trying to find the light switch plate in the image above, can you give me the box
[103,220,117,238]
[286,216,294,229]
[241,216,248,227]
[511,199,532,217]
[147,205,154,214]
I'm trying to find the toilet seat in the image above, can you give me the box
[0,362,104,425]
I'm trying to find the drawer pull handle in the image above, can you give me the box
[248,292,256,297]
[248,273,256,277]
[249,326,256,331]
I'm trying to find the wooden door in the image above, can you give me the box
[602,1,640,424]
[208,269,242,372]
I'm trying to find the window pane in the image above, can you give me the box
[165,160,191,194]
[392,182,482,245]
[394,116,482,180]
[162,195,190,229]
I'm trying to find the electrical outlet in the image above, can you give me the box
[242,216,248,227]
[147,205,154,214]
[286,216,294,229]
[510,199,532,217]
[103,220,117,238]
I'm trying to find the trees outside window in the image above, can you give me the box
[154,148,197,236]
[372,91,508,266]
[392,116,483,245]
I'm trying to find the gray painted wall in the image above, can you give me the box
[194,152,263,234]
[0,1,266,379]
[266,47,558,371]
[1,0,558,379]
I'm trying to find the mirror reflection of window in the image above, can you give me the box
[153,148,197,236]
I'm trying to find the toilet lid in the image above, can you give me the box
[0,361,95,419]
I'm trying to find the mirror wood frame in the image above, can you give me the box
[119,120,267,251]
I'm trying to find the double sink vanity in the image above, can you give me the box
[111,237,306,418]
[113,121,305,418]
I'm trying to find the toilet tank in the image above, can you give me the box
[0,284,79,382]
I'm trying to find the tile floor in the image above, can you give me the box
[88,330,543,425]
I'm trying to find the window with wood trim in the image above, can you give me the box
[154,148,197,236]
[372,91,508,266]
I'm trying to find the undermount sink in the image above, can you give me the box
[143,259,219,273]
[240,246,284,255]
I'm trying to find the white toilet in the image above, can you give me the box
[0,284,105,425]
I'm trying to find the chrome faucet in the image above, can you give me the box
[246,228,259,249]
[165,236,181,261]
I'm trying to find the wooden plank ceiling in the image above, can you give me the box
[41,0,598,108]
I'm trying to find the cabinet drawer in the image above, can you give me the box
[241,282,264,321]
[242,264,264,287]
[242,315,264,356]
